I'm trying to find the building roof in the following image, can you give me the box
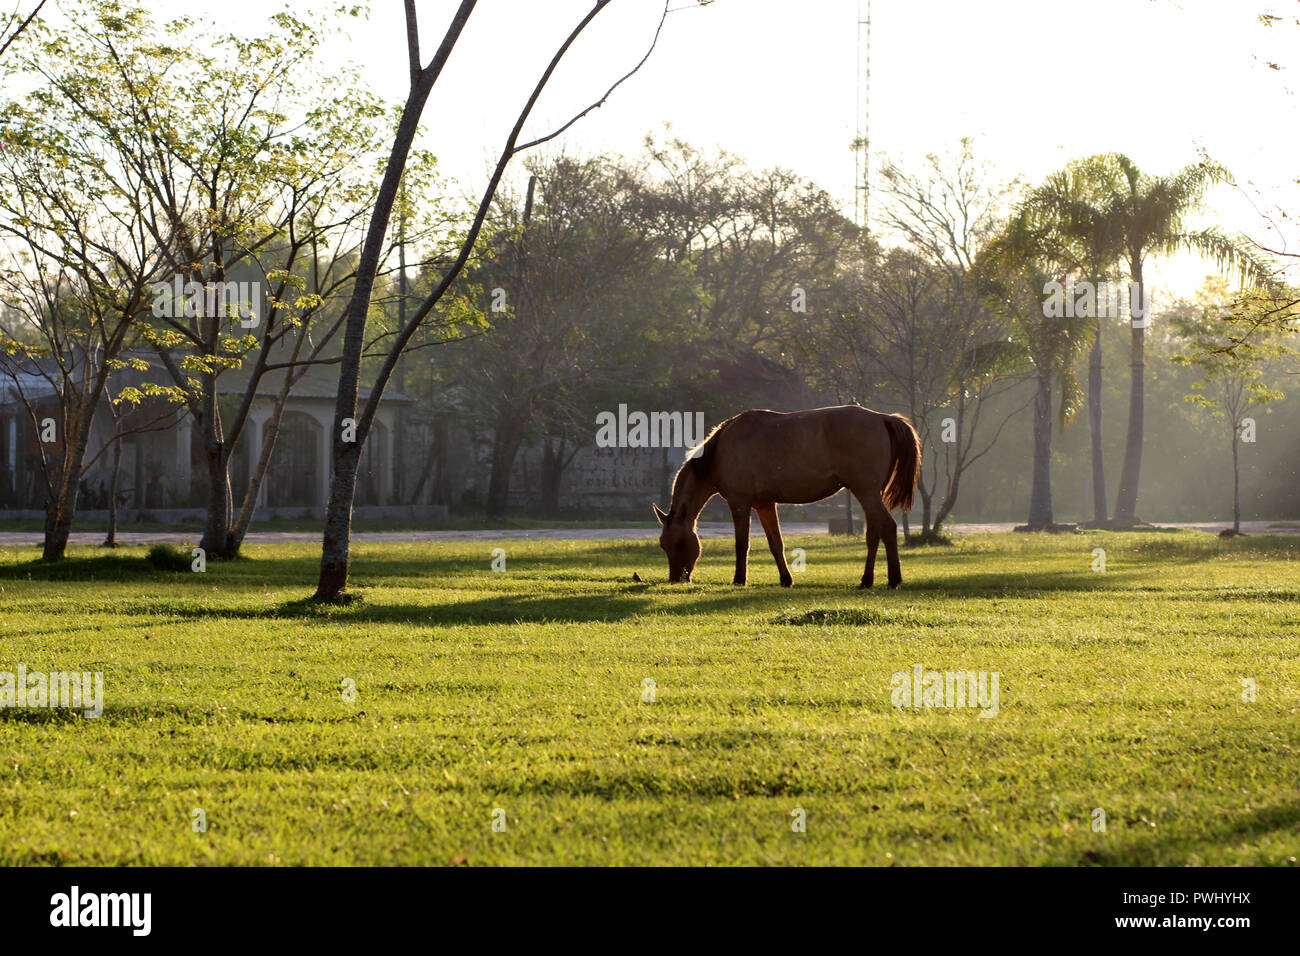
[218,362,414,405]
[0,352,413,407]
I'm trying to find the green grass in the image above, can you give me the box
[0,531,1296,866]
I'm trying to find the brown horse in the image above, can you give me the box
[653,405,921,588]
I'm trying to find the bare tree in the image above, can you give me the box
[0,44,175,559]
[314,0,676,600]
[0,0,45,61]
[801,140,1026,540]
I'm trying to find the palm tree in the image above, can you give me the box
[1066,155,1272,525]
[1017,158,1127,525]
[983,215,1092,531]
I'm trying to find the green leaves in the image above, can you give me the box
[1167,278,1291,426]
[113,381,185,407]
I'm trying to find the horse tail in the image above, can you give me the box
[881,413,921,513]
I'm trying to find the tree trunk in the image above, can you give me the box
[432,418,450,506]
[1026,368,1054,530]
[41,406,94,562]
[198,440,231,557]
[407,421,440,505]
[933,471,961,532]
[316,440,363,602]
[486,424,524,518]
[1231,424,1241,534]
[1087,323,1107,524]
[540,436,566,515]
[912,474,932,539]
[1113,267,1145,525]
[226,414,284,559]
[42,492,76,561]
[315,66,450,603]
[102,434,122,548]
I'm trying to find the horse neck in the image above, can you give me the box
[670,461,714,526]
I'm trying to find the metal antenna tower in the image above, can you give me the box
[847,0,874,537]
[854,0,871,231]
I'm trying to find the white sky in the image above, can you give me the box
[76,0,1300,295]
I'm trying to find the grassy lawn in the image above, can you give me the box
[0,531,1296,866]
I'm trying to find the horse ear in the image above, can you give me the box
[653,504,669,526]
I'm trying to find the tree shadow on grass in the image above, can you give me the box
[0,554,167,582]
[0,540,656,586]
[182,589,665,625]
[1049,799,1300,866]
[0,697,218,722]
[0,707,91,725]
[89,566,1131,629]
[2,542,1176,628]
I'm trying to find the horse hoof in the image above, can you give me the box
[888,580,901,590]
[779,577,793,588]
[859,580,873,590]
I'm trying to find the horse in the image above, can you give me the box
[653,405,921,588]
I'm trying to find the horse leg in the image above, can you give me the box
[729,499,751,585]
[870,495,902,588]
[755,503,792,587]
[861,518,880,590]
[853,490,900,589]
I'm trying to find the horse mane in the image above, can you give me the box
[671,414,738,508]
[690,415,733,470]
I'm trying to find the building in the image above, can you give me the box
[0,356,417,520]
[1,345,819,522]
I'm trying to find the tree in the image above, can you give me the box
[448,154,699,517]
[1074,154,1273,525]
[640,134,860,525]
[1170,278,1290,535]
[641,132,853,356]
[0,0,44,61]
[981,205,1094,532]
[90,5,420,558]
[314,0,676,601]
[0,2,177,560]
[3,0,421,559]
[797,241,1023,540]
[803,140,1024,540]
[1017,156,1129,525]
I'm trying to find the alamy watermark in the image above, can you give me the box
[49,886,150,936]
[0,666,103,717]
[595,404,706,458]
[891,664,1000,718]
[1042,279,1152,328]
[151,276,260,328]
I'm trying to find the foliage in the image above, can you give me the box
[1169,278,1288,426]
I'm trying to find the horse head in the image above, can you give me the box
[654,503,700,583]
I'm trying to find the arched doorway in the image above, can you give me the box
[265,412,321,508]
